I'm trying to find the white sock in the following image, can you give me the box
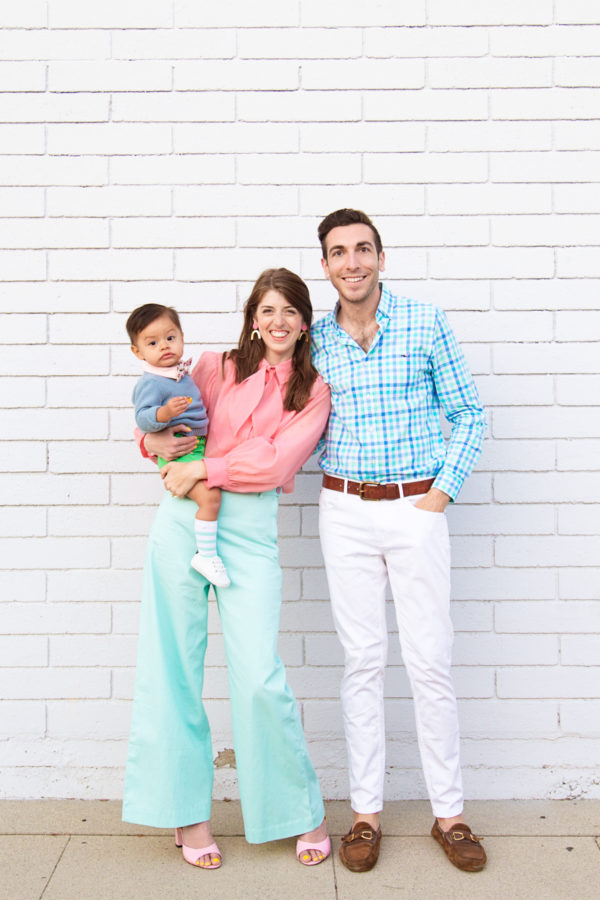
[194,519,218,558]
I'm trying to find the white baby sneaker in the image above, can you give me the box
[191,553,231,588]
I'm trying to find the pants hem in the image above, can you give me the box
[122,805,212,830]
[244,803,325,845]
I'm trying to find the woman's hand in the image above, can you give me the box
[161,460,207,498]
[145,426,198,460]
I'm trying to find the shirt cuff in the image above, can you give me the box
[203,456,228,490]
[139,434,151,459]
[432,469,461,502]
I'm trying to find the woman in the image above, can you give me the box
[122,269,331,870]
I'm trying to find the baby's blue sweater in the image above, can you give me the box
[132,371,208,436]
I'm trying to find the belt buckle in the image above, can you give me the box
[358,481,381,500]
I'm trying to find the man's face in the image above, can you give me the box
[321,223,385,307]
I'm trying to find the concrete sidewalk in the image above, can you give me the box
[1,799,599,899]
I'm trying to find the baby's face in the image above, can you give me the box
[131,314,184,368]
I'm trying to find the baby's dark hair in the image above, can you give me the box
[126,303,182,345]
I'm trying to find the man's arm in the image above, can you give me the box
[428,307,487,501]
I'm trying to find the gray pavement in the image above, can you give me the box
[1,799,599,899]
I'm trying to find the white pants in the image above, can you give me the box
[319,486,463,819]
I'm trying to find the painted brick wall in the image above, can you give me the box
[1,1,599,802]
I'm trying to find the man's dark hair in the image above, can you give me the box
[317,208,383,258]
[126,304,182,345]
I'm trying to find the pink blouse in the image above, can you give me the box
[140,353,330,493]
[194,351,330,494]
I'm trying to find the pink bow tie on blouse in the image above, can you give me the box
[176,358,192,382]
[227,361,289,438]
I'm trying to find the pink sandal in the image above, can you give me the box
[296,833,331,866]
[175,827,222,869]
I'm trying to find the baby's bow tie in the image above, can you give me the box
[176,358,192,382]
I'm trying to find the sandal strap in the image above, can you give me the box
[296,834,331,866]
[296,836,331,855]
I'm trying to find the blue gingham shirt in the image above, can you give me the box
[311,285,486,500]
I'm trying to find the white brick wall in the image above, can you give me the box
[1,1,598,803]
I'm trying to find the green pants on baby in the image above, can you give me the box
[156,434,206,469]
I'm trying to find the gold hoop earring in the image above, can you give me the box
[251,329,261,341]
[297,330,308,343]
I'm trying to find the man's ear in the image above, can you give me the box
[321,256,330,279]
[378,251,385,273]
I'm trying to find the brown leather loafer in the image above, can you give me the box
[339,821,382,873]
[431,819,486,872]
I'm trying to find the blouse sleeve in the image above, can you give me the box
[133,426,155,461]
[203,378,331,493]
[191,351,221,417]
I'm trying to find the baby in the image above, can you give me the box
[126,303,230,588]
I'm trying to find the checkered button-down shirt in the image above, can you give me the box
[311,285,486,500]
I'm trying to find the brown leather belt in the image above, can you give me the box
[322,474,435,501]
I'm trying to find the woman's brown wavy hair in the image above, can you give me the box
[227,268,318,412]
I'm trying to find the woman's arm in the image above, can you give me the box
[203,379,331,493]
[160,458,207,497]
[139,426,198,461]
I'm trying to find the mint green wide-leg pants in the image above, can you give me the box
[122,490,324,843]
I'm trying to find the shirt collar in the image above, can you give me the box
[257,355,293,383]
[376,283,394,323]
[141,359,181,380]
[325,282,392,343]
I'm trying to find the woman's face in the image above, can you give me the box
[254,289,305,365]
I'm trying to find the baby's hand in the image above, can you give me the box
[158,395,191,422]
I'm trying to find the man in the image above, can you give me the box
[311,209,487,874]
